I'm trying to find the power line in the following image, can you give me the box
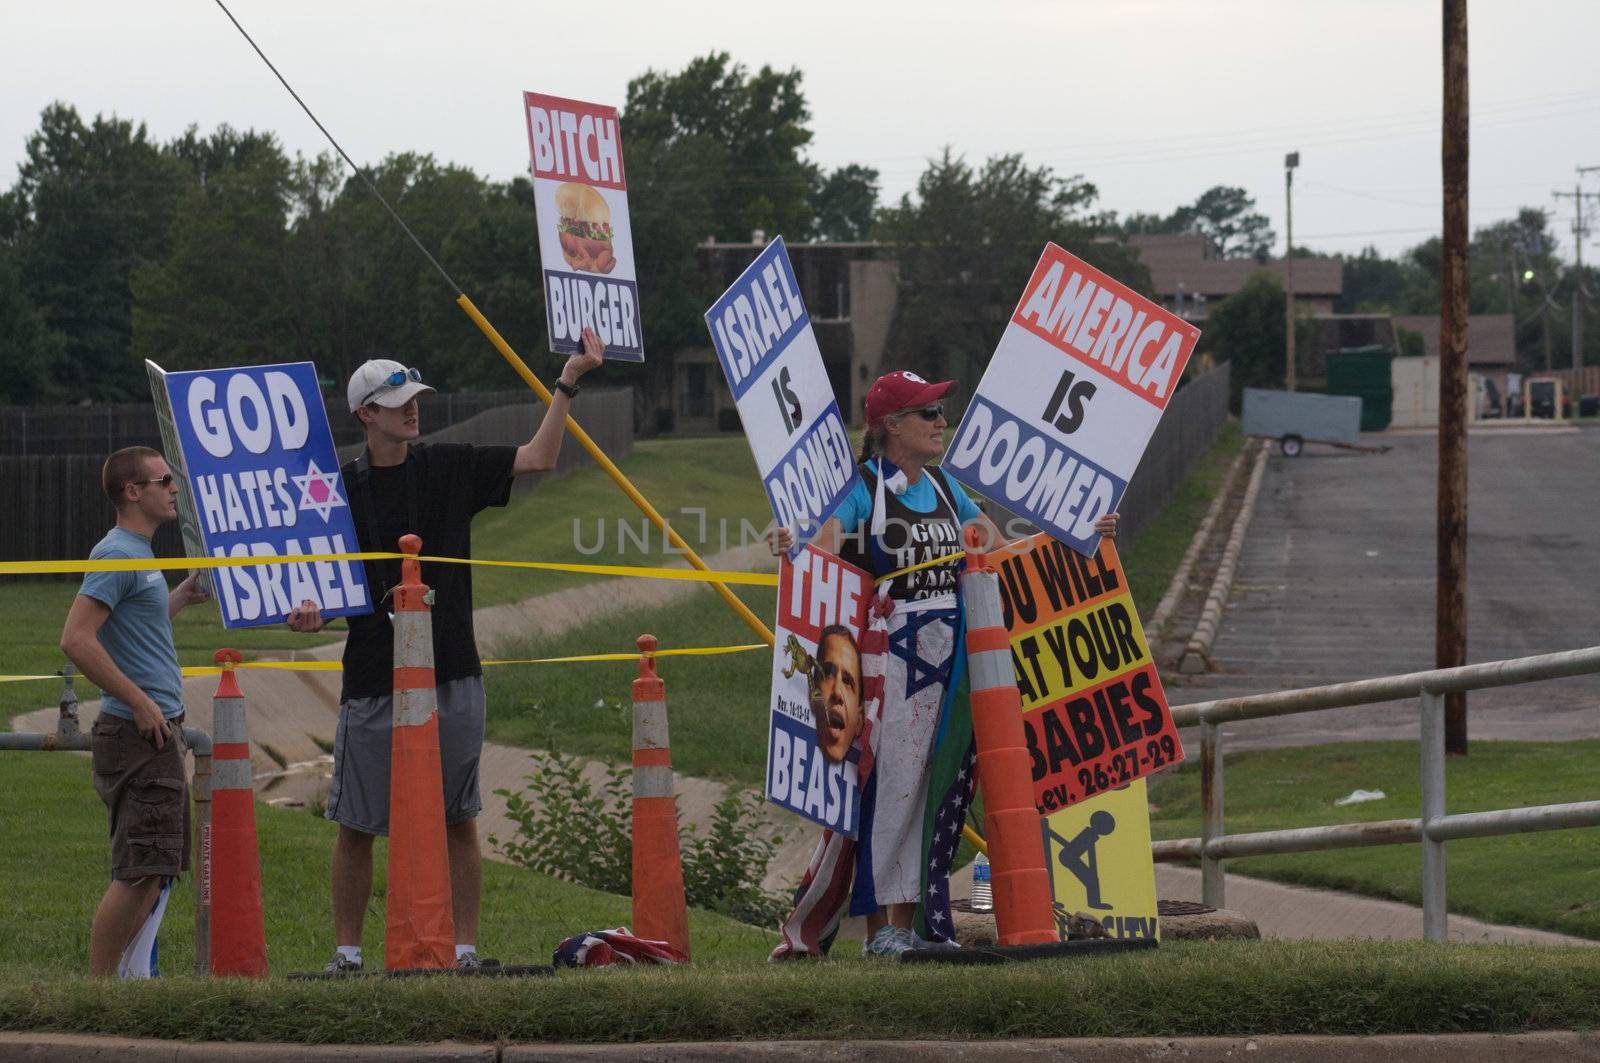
[211,0,461,296]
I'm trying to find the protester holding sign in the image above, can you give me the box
[60,446,210,976]
[287,331,603,974]
[769,370,1119,958]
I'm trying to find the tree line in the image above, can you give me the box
[5,50,1591,410]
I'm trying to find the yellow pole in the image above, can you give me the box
[456,293,775,647]
[963,824,988,854]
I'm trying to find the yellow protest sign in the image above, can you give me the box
[1042,779,1160,942]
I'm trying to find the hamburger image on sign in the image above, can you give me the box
[555,183,617,274]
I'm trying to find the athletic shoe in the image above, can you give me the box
[456,952,486,971]
[861,925,902,957]
[322,953,362,975]
[910,931,960,950]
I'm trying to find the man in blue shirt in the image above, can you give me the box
[60,446,208,976]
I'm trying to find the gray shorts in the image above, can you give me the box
[325,675,485,836]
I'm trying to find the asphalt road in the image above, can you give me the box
[1167,424,1600,749]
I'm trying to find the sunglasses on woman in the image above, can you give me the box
[896,402,944,422]
[360,366,423,406]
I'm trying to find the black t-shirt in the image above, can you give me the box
[339,442,517,700]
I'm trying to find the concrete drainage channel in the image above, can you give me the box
[1178,439,1271,675]
[1141,437,1271,679]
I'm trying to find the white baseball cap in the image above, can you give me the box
[347,359,435,412]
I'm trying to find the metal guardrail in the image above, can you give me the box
[1156,645,1600,941]
[0,665,214,975]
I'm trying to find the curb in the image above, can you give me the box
[1143,440,1252,642]
[6,1031,1600,1062]
[1178,440,1269,675]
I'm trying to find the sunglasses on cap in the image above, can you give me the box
[129,474,176,488]
[361,366,423,407]
[895,402,944,422]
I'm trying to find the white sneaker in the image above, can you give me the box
[862,925,902,957]
[322,952,362,975]
[910,931,960,950]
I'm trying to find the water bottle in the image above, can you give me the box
[970,852,993,912]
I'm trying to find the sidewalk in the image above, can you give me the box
[1152,865,1596,947]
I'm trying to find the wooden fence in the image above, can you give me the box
[0,387,634,567]
[0,389,547,456]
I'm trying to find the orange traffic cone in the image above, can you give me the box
[959,529,1058,946]
[209,648,268,976]
[630,635,690,959]
[384,534,455,970]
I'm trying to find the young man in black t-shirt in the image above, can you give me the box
[288,331,602,973]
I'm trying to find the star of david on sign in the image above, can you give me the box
[889,609,947,698]
[292,459,345,522]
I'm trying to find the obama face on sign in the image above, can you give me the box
[812,625,863,764]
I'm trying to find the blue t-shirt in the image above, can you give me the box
[77,527,184,721]
[828,459,983,533]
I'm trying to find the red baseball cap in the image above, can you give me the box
[864,371,955,424]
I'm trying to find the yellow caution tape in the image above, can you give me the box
[0,551,779,587]
[483,644,767,666]
[0,642,771,682]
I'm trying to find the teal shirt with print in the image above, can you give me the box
[77,527,185,720]
[828,459,983,533]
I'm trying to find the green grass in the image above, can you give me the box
[484,586,776,786]
[468,435,772,608]
[2,435,770,729]
[1118,419,1245,615]
[0,753,771,979]
[0,580,341,729]
[4,937,1600,1043]
[1148,740,1600,939]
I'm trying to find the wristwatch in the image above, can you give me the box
[554,378,581,398]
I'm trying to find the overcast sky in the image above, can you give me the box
[4,0,1598,263]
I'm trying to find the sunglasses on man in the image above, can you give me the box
[360,366,423,407]
[896,402,944,422]
[129,474,177,488]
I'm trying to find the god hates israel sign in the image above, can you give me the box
[149,361,370,629]
[524,92,644,362]
[943,244,1200,556]
[705,238,859,556]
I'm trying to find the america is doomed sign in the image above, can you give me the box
[705,237,858,557]
[524,92,644,361]
[944,244,1200,557]
[151,361,370,629]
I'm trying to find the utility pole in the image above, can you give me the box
[1285,152,1300,391]
[1439,0,1469,755]
[1555,166,1599,369]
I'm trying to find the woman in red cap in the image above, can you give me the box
[769,371,1117,959]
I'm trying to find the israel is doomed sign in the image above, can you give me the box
[705,237,858,556]
[943,244,1200,556]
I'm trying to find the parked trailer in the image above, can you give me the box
[1241,388,1391,456]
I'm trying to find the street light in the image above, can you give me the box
[1285,151,1300,392]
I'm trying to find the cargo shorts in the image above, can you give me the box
[91,713,192,881]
